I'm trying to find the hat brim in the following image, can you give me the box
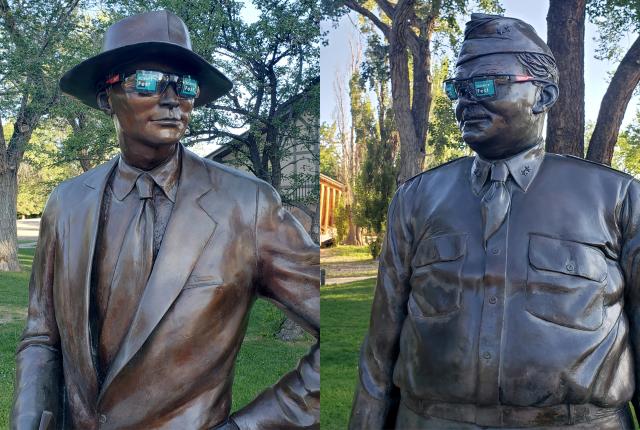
[60,42,232,109]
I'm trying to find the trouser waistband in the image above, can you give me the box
[401,395,624,427]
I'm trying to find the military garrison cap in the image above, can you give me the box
[457,13,555,66]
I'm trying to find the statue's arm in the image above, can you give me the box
[348,186,412,430]
[229,182,319,430]
[11,189,62,430]
[621,179,640,418]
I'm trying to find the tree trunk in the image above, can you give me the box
[388,0,427,184]
[344,204,362,245]
[545,0,586,157]
[309,200,320,244]
[0,167,21,271]
[587,35,640,165]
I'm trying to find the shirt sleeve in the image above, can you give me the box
[349,184,413,429]
[230,181,319,430]
[621,178,640,416]
[11,188,63,430]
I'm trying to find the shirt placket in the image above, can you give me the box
[475,180,510,426]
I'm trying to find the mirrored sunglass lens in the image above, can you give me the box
[444,81,458,100]
[179,76,198,98]
[135,70,164,93]
[473,78,496,98]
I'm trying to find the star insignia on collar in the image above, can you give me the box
[521,165,531,176]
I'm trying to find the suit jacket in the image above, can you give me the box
[11,148,320,430]
[350,145,640,428]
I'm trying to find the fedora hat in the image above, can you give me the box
[60,10,232,109]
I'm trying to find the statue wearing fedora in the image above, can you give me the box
[11,10,319,430]
[350,14,639,430]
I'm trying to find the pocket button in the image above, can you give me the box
[566,263,575,272]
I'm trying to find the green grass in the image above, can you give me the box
[321,245,373,263]
[320,279,376,429]
[0,248,313,427]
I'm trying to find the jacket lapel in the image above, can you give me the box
[99,149,218,400]
[64,157,118,404]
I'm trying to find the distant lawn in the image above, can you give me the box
[320,279,375,429]
[0,248,313,428]
[321,245,373,263]
[321,245,379,279]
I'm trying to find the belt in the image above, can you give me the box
[402,395,624,427]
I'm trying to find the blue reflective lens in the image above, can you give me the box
[180,76,198,98]
[473,79,495,98]
[135,71,162,93]
[444,81,458,100]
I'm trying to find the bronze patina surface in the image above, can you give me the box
[11,10,319,430]
[349,14,638,430]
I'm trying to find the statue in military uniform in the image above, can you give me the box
[349,13,638,430]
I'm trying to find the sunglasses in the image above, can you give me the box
[106,70,200,99]
[443,74,552,101]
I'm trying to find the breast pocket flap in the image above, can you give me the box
[184,274,224,289]
[529,235,606,282]
[413,234,466,268]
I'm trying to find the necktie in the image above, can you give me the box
[99,173,155,373]
[481,161,510,244]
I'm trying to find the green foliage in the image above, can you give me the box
[587,0,640,61]
[612,110,640,178]
[320,122,341,178]
[334,196,350,244]
[16,121,82,217]
[368,236,382,259]
[426,57,470,169]
[350,65,397,238]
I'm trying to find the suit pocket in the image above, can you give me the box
[183,274,224,290]
[526,234,607,331]
[410,233,467,317]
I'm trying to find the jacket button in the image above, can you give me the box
[491,248,500,255]
[99,414,107,424]
[566,263,575,272]
[489,296,497,304]
[483,351,491,359]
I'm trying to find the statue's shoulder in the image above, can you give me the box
[199,155,272,190]
[546,153,633,181]
[401,156,473,187]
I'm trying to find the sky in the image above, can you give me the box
[320,0,640,132]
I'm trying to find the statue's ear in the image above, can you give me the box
[96,89,113,115]
[532,82,559,114]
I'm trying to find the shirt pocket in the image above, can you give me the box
[409,233,467,317]
[526,234,607,331]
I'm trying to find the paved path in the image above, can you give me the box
[324,275,375,285]
[17,218,40,248]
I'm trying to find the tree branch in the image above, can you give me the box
[344,0,390,38]
[374,0,396,19]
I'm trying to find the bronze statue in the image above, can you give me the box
[11,11,319,430]
[349,13,638,429]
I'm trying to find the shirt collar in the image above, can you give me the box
[111,145,181,202]
[471,140,545,195]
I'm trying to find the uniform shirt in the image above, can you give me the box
[91,147,180,379]
[350,142,640,428]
